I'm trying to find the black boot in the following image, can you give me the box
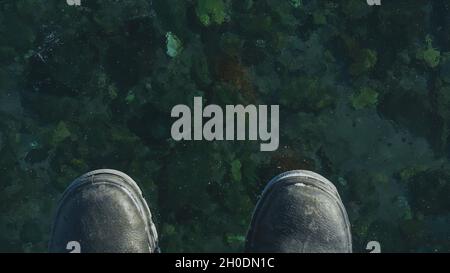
[245,170,352,253]
[49,169,159,253]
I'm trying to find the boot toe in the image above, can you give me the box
[245,170,352,253]
[49,169,158,253]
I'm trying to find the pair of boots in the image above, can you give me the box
[49,169,352,253]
